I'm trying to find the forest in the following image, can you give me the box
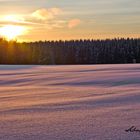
[0,38,140,64]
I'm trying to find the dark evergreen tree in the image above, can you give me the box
[0,38,140,64]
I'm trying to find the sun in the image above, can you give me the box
[0,25,26,40]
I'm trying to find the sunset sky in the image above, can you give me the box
[0,0,140,41]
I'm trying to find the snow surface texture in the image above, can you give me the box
[0,64,140,140]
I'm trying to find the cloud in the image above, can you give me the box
[31,8,63,21]
[0,8,81,32]
[68,19,81,28]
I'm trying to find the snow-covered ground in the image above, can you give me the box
[0,64,140,140]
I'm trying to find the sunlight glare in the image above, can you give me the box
[0,25,26,40]
[3,15,24,22]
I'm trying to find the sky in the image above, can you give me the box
[0,0,140,41]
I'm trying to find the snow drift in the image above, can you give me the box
[0,64,140,140]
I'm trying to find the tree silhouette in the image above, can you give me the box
[0,38,140,64]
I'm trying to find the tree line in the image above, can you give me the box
[0,38,140,64]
